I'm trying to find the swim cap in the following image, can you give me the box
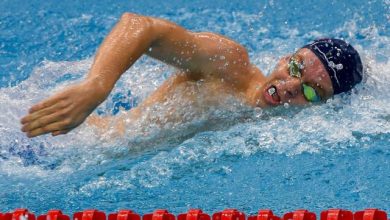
[303,38,363,94]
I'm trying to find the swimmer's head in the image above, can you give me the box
[303,38,363,95]
[257,38,363,107]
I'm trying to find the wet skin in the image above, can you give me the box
[253,48,334,108]
[20,13,334,138]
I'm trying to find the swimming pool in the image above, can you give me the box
[0,0,389,215]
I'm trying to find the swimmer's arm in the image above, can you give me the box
[21,13,157,137]
[21,13,250,137]
[145,19,252,83]
[20,13,150,137]
[84,12,251,92]
[86,13,252,91]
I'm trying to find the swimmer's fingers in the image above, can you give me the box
[26,121,75,138]
[21,100,68,125]
[21,106,70,132]
[28,95,64,114]
[51,129,72,136]
[22,81,105,138]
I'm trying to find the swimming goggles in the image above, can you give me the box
[288,56,321,102]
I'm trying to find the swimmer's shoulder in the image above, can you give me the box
[193,31,251,73]
[200,33,266,79]
[195,32,249,55]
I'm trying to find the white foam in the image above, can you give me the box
[0,13,389,187]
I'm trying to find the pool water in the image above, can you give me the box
[0,0,389,216]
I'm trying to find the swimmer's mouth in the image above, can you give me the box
[264,85,281,105]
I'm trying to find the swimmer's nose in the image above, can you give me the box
[279,77,302,101]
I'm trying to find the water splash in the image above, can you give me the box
[1,18,390,178]
[0,3,389,212]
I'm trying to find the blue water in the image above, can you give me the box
[0,0,389,216]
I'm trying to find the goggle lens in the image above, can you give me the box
[288,58,302,77]
[288,57,321,103]
[302,84,321,102]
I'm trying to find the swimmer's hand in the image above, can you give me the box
[21,80,107,138]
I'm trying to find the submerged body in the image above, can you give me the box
[21,13,360,138]
[91,70,253,137]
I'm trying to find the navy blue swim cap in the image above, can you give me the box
[303,38,363,94]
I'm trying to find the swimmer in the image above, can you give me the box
[20,13,363,138]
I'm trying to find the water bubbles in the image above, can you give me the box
[335,63,343,70]
[328,61,343,70]
[0,1,389,212]
[221,166,232,174]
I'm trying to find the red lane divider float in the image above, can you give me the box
[178,209,210,220]
[1,208,36,220]
[321,209,353,220]
[248,210,281,220]
[74,210,106,220]
[354,209,387,220]
[109,210,140,220]
[38,210,70,220]
[213,209,245,220]
[0,209,387,220]
[143,210,175,220]
[283,210,316,220]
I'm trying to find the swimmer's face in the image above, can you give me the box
[257,48,334,108]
